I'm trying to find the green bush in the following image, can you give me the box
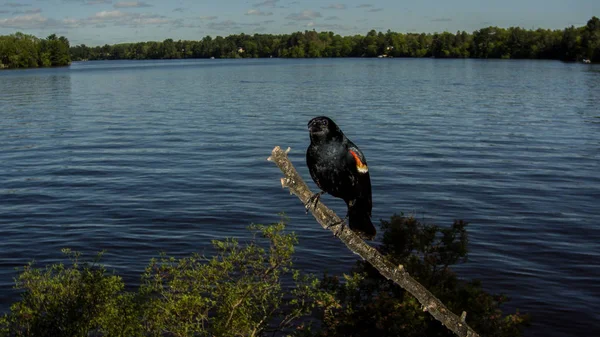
[0,222,324,337]
[0,249,128,336]
[312,214,530,337]
[0,216,530,337]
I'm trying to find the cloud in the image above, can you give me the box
[322,4,346,10]
[207,20,238,30]
[12,8,42,15]
[286,10,321,21]
[0,10,9,14]
[86,10,169,26]
[304,21,350,31]
[113,1,151,8]
[93,10,127,19]
[356,4,373,8]
[206,19,268,32]
[86,0,112,4]
[253,0,278,7]
[0,13,55,29]
[245,9,273,16]
[431,17,452,22]
[4,2,30,7]
[325,16,340,21]
[368,8,383,12]
[0,9,173,30]
[172,7,186,12]
[199,15,218,21]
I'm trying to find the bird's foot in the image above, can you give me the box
[305,191,325,214]
[326,215,348,236]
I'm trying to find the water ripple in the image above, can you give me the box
[1,59,599,336]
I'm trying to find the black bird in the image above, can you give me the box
[306,116,376,240]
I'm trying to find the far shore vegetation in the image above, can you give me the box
[0,215,530,337]
[1,16,599,70]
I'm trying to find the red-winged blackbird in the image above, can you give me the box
[306,116,376,240]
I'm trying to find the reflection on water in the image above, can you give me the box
[1,59,599,337]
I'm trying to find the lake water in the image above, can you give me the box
[1,58,599,336]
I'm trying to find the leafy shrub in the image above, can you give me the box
[0,216,530,337]
[312,214,530,337]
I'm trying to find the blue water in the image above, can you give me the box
[1,58,599,336]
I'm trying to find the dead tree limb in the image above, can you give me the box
[267,146,480,337]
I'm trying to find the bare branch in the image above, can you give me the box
[268,146,480,337]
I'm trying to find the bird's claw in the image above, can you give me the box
[326,215,348,236]
[305,191,325,214]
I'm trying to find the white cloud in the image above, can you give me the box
[86,0,112,4]
[93,10,127,19]
[0,9,172,30]
[245,9,272,16]
[0,13,53,29]
[207,20,238,30]
[306,22,351,31]
[322,4,346,10]
[113,1,151,8]
[253,0,278,8]
[286,10,321,21]
[207,19,267,31]
[5,2,30,7]
[12,8,42,15]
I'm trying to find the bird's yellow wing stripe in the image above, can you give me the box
[349,150,369,173]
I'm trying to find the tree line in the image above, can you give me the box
[0,33,71,69]
[1,16,598,69]
[70,16,599,63]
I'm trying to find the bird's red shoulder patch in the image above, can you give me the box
[349,150,368,173]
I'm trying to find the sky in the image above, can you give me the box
[0,0,598,46]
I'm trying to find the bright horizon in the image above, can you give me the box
[0,0,598,46]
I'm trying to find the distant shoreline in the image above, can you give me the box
[2,16,598,70]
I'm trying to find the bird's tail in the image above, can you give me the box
[348,198,376,240]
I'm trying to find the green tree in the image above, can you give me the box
[583,16,600,61]
[560,25,583,61]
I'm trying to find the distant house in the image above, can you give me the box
[238,47,245,53]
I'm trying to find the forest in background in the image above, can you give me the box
[0,33,70,69]
[1,16,599,69]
